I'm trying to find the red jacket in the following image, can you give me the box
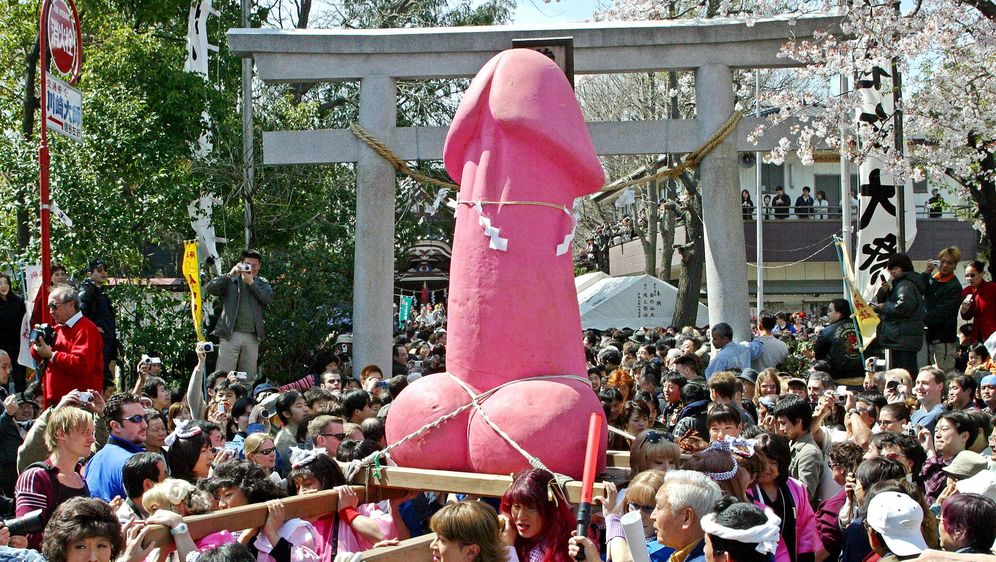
[30,314,104,408]
[962,280,996,344]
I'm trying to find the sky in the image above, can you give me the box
[512,0,599,25]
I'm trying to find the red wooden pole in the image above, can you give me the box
[38,0,52,323]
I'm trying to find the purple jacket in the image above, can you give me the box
[815,488,847,559]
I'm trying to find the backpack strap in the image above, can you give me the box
[25,460,61,510]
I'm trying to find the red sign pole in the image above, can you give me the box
[39,0,52,323]
[37,0,81,323]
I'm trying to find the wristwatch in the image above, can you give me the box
[171,523,190,536]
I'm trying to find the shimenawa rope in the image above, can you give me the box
[347,110,742,195]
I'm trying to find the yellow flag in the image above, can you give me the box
[181,241,205,341]
[838,240,879,349]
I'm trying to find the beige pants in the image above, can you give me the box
[928,342,958,373]
[217,331,260,379]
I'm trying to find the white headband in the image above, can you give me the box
[700,507,782,555]
[290,447,328,469]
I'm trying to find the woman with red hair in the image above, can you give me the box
[605,369,635,402]
[500,468,577,562]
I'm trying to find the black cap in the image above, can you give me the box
[738,368,758,384]
[88,259,107,272]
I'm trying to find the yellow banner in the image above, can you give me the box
[839,240,879,349]
[181,241,205,341]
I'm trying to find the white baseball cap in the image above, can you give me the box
[866,492,928,557]
[956,470,996,501]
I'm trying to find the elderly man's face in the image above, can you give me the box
[48,294,76,324]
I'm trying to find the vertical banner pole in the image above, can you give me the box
[38,0,52,323]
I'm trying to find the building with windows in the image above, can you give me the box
[600,152,978,312]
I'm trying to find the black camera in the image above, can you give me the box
[2,509,45,536]
[29,324,56,346]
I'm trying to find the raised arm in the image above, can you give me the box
[186,343,209,420]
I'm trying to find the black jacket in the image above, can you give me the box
[920,271,962,344]
[875,272,927,352]
[79,278,116,359]
[814,319,864,378]
[0,293,25,357]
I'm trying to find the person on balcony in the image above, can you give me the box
[794,186,815,219]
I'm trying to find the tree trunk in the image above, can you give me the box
[657,72,680,281]
[642,169,661,276]
[18,39,39,251]
[673,175,706,328]
[658,174,676,280]
[657,177,678,282]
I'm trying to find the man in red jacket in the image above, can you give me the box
[30,285,104,408]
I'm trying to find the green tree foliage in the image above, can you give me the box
[0,0,510,386]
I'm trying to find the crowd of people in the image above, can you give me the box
[0,246,994,562]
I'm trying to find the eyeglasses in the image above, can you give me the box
[627,502,656,516]
[257,447,276,455]
[118,414,146,424]
[320,432,347,441]
[46,301,65,310]
[878,418,898,426]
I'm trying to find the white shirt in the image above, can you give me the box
[64,311,83,328]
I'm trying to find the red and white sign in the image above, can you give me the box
[46,0,81,80]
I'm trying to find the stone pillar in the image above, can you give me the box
[695,64,751,341]
[352,75,397,378]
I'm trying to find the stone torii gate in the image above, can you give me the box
[228,15,840,376]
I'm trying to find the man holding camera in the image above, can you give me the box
[205,250,273,380]
[29,285,104,409]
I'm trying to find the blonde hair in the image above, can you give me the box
[45,406,94,452]
[430,501,505,562]
[629,430,681,476]
[343,422,362,438]
[243,432,272,457]
[142,478,212,514]
[938,246,962,263]
[626,470,666,506]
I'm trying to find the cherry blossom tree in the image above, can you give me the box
[758,0,995,264]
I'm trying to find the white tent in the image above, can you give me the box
[574,271,609,294]
[577,274,709,330]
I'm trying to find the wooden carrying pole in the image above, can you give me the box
[143,486,405,548]
[358,465,606,500]
[363,534,437,562]
[142,467,606,549]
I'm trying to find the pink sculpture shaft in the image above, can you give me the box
[385,48,607,478]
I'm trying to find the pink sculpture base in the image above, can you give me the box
[385,48,607,479]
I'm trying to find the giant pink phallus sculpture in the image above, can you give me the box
[385,48,607,478]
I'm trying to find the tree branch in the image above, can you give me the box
[956,0,996,21]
